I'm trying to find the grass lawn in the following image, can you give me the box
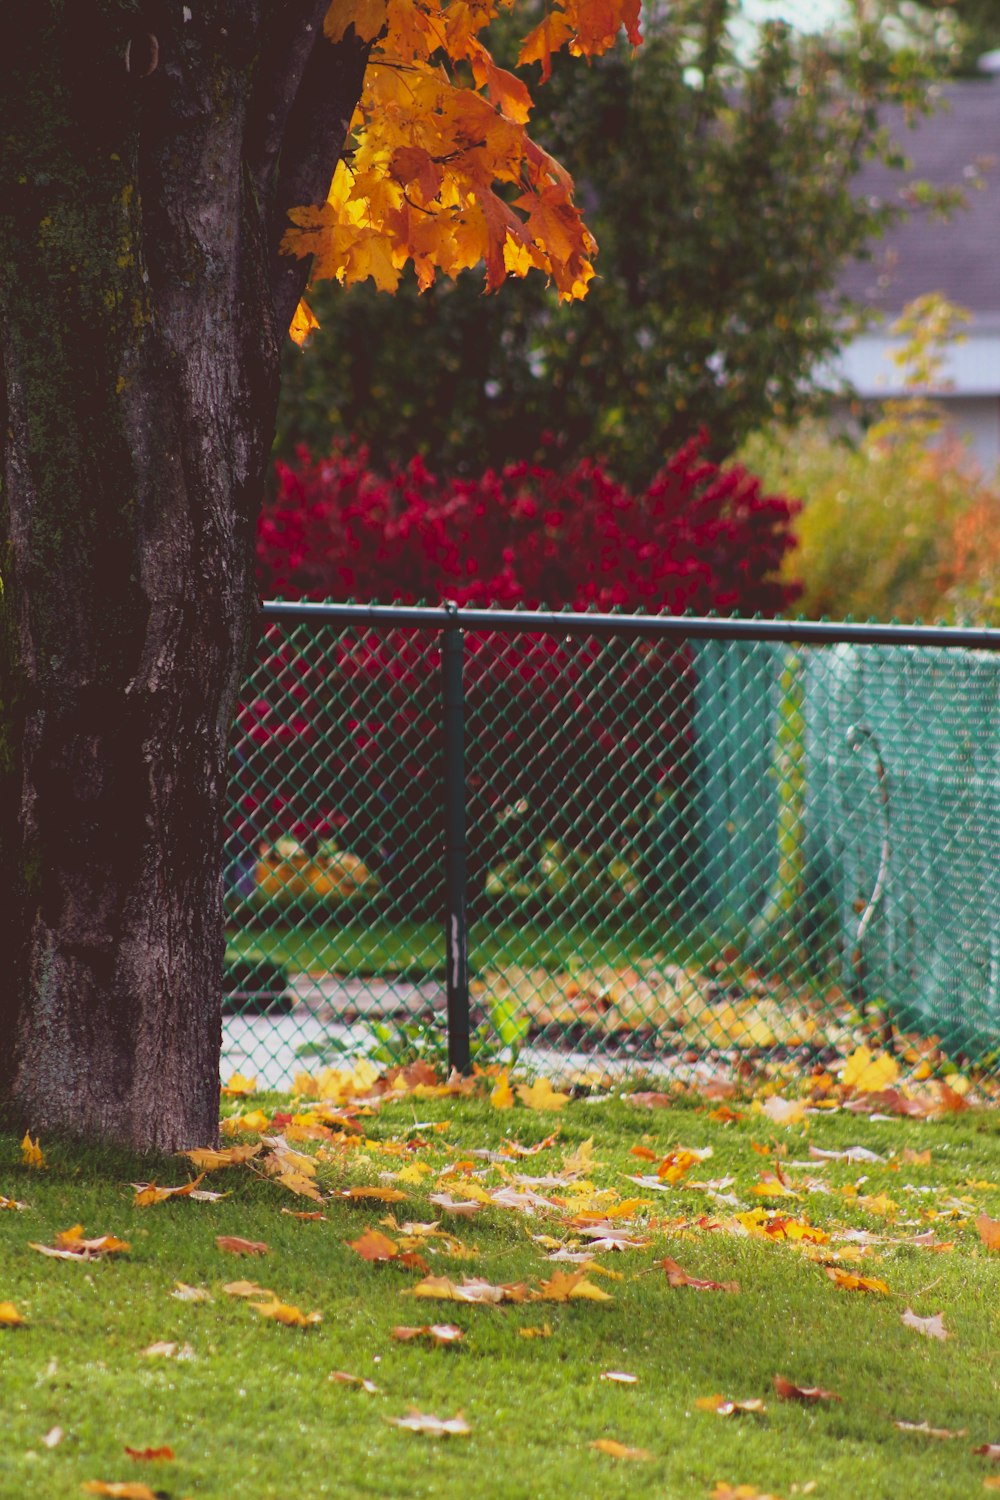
[2,1086,998,1500]
[225,915,706,980]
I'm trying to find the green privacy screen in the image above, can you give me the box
[222,604,1000,1090]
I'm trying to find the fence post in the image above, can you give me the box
[441,602,471,1072]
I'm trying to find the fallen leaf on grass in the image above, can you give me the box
[895,1419,968,1440]
[171,1283,211,1303]
[330,1371,380,1392]
[251,1299,322,1328]
[535,1270,612,1303]
[976,1214,1000,1251]
[348,1229,402,1262]
[181,1143,261,1170]
[0,1195,28,1210]
[984,1478,1000,1492]
[711,1486,785,1500]
[759,1097,806,1126]
[281,1208,327,1221]
[221,1073,257,1097]
[589,1439,653,1460]
[123,1446,174,1462]
[659,1257,739,1293]
[334,1186,409,1203]
[695,1395,766,1416]
[405,1274,528,1304]
[518,1323,552,1338]
[428,1193,483,1216]
[824,1266,889,1294]
[222,1280,273,1298]
[42,1427,63,1449]
[773,1375,842,1403]
[0,1301,26,1326]
[21,1133,46,1169]
[600,1371,638,1384]
[516,1078,570,1112]
[133,1174,208,1206]
[30,1225,130,1260]
[490,1073,514,1110]
[215,1235,268,1256]
[140,1342,194,1360]
[973,1444,1000,1460]
[901,1308,950,1340]
[82,1484,158,1499]
[387,1408,471,1437]
[902,1148,932,1166]
[391,1324,464,1345]
[842,1045,899,1092]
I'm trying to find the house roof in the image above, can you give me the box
[839,78,1000,318]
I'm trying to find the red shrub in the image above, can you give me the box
[236,442,799,914]
[257,436,800,616]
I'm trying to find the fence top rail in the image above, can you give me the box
[260,600,1000,652]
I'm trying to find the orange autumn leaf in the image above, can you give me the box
[976,1213,1000,1251]
[281,1208,327,1221]
[133,1174,207,1207]
[772,1375,842,1403]
[0,1301,26,1326]
[251,1299,322,1328]
[348,1228,401,1262]
[215,1235,269,1256]
[824,1266,890,1294]
[30,1225,130,1261]
[81,1485,158,1499]
[659,1257,739,1294]
[288,296,319,347]
[711,1486,784,1500]
[589,1438,653,1460]
[391,1323,464,1344]
[0,1194,28,1210]
[123,1446,174,1462]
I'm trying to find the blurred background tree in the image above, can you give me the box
[275,0,953,490]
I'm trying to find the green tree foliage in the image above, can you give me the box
[277,1,946,487]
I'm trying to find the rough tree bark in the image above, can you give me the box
[0,1,369,1150]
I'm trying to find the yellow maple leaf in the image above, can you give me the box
[133,1174,207,1207]
[534,1270,612,1303]
[490,1071,514,1109]
[0,1301,26,1326]
[181,1144,261,1171]
[824,1266,890,1294]
[221,1073,257,1097]
[289,297,319,347]
[21,1132,45,1169]
[517,1077,570,1112]
[842,1046,899,1092]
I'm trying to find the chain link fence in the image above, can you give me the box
[222,603,1000,1091]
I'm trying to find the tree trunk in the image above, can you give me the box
[0,2,368,1150]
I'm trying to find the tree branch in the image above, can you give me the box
[262,20,373,334]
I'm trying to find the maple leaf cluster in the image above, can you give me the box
[282,0,642,307]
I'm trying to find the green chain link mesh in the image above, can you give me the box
[222,610,1000,1090]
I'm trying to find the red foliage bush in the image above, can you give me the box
[234,443,799,914]
[257,437,800,615]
